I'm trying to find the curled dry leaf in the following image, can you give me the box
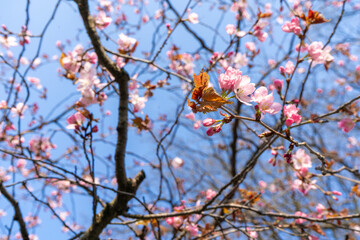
[188,70,232,113]
[300,9,330,26]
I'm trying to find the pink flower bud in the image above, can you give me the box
[332,190,342,196]
[92,125,98,133]
[202,118,216,127]
[273,79,283,90]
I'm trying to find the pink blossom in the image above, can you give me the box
[25,214,42,228]
[218,67,242,91]
[252,87,281,115]
[282,18,302,35]
[185,223,199,236]
[308,236,319,240]
[338,118,355,133]
[234,75,255,105]
[233,52,248,68]
[129,92,147,113]
[28,77,42,89]
[0,36,18,48]
[117,33,137,52]
[296,43,308,52]
[332,190,342,196]
[19,26,31,46]
[280,61,295,75]
[225,24,236,35]
[193,120,201,129]
[142,14,149,23]
[316,203,326,214]
[29,137,56,158]
[284,104,301,127]
[11,102,28,118]
[295,211,307,224]
[268,59,276,68]
[245,42,256,52]
[206,124,222,136]
[205,189,217,200]
[185,112,195,121]
[292,149,312,170]
[171,157,184,169]
[0,209,7,217]
[202,118,217,127]
[95,11,112,30]
[292,179,316,195]
[307,42,323,61]
[66,111,86,129]
[166,216,183,228]
[16,159,27,169]
[0,167,10,182]
[154,9,163,20]
[247,227,258,239]
[273,79,283,91]
[187,10,199,24]
[0,100,7,109]
[253,22,268,42]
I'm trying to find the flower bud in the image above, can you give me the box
[202,118,216,127]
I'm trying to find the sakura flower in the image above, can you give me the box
[234,75,255,105]
[187,10,199,24]
[273,79,283,91]
[11,102,28,118]
[166,216,183,228]
[185,223,199,236]
[284,104,301,127]
[95,11,112,30]
[171,157,184,169]
[0,209,7,217]
[154,9,163,20]
[282,18,302,35]
[117,33,137,52]
[16,159,27,169]
[280,61,295,75]
[0,100,7,109]
[225,24,236,35]
[0,36,18,48]
[253,22,268,42]
[245,42,256,52]
[29,137,56,158]
[292,149,312,170]
[295,211,308,224]
[316,203,326,214]
[0,167,10,182]
[307,41,323,61]
[252,87,281,115]
[193,120,201,129]
[28,77,42,89]
[205,189,217,200]
[307,42,334,66]
[185,112,195,121]
[233,52,248,68]
[19,26,31,46]
[66,111,86,129]
[292,179,316,195]
[247,227,258,239]
[129,92,147,113]
[218,67,243,91]
[338,118,355,133]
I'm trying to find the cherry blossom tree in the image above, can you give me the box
[0,0,360,239]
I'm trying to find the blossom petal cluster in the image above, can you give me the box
[252,87,281,115]
[282,18,302,35]
[284,104,301,127]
